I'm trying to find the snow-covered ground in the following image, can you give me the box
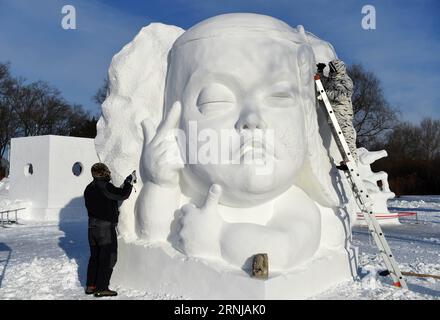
[0,195,439,300]
[315,196,440,300]
[0,178,29,213]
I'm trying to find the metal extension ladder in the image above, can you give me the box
[314,73,408,289]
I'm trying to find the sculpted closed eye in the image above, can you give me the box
[266,92,296,108]
[266,82,297,108]
[270,92,293,99]
[196,83,236,114]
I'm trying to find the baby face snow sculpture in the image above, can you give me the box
[164,15,333,207]
[133,14,340,271]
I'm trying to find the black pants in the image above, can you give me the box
[86,218,118,291]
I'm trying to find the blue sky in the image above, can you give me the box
[0,0,439,122]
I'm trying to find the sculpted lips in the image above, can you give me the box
[238,135,276,161]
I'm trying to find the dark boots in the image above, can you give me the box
[85,285,118,297]
[85,285,96,295]
[94,289,118,297]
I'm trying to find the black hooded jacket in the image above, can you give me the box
[84,177,133,224]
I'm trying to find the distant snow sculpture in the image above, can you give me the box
[355,147,398,225]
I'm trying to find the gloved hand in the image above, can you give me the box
[316,63,326,72]
[125,174,133,185]
[131,170,137,184]
[125,171,136,185]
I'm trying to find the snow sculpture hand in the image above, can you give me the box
[140,102,184,187]
[179,184,224,258]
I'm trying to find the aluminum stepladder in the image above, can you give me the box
[314,73,408,289]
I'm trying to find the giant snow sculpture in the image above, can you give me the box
[95,13,366,299]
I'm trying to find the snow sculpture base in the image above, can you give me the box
[112,239,355,299]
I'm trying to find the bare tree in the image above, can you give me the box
[93,77,109,105]
[385,118,440,161]
[379,118,440,195]
[0,63,19,159]
[0,61,98,161]
[347,64,400,148]
[385,121,421,160]
[0,63,9,83]
[418,118,440,161]
[66,104,94,136]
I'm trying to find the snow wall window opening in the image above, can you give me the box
[72,162,83,177]
[24,163,33,177]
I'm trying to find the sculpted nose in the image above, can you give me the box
[235,111,267,131]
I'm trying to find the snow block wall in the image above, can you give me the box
[9,135,99,221]
[96,13,361,299]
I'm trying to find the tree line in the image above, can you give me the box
[347,64,440,195]
[1,61,439,194]
[371,119,440,195]
[0,62,97,178]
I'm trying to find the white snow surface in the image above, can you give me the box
[0,195,438,300]
[0,178,29,212]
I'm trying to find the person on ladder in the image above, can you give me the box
[317,59,357,171]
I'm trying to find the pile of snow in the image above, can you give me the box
[0,257,81,300]
[391,196,440,211]
[0,198,29,212]
[315,252,440,300]
[389,196,440,224]
[0,177,29,213]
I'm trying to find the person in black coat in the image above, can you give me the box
[84,162,134,297]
